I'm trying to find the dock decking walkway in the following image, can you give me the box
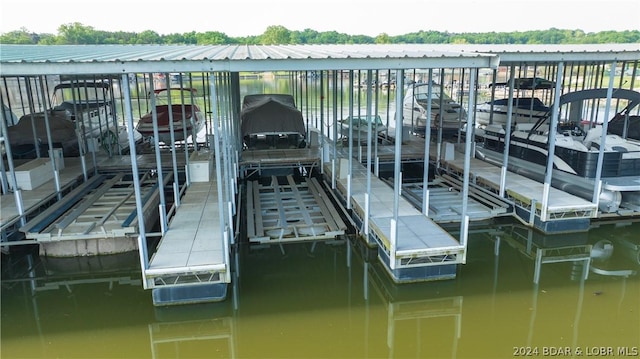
[441,150,598,232]
[325,161,464,283]
[145,153,229,304]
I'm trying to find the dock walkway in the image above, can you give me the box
[325,161,464,283]
[145,153,229,304]
[442,152,598,232]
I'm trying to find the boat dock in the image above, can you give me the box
[2,43,639,306]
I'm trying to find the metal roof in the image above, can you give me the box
[426,43,640,62]
[0,44,638,76]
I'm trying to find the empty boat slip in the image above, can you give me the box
[246,175,347,243]
[19,172,163,256]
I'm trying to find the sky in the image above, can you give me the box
[1,0,639,37]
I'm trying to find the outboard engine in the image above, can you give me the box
[598,189,622,213]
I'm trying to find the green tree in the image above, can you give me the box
[196,31,231,45]
[0,27,39,44]
[58,22,97,44]
[2,23,640,45]
[136,30,162,44]
[261,25,292,44]
[375,33,391,44]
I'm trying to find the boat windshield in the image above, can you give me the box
[152,88,198,106]
[342,115,384,127]
[412,85,451,102]
[52,82,111,107]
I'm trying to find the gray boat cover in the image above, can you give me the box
[240,94,305,138]
[7,110,80,156]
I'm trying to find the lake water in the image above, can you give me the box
[2,219,639,358]
[2,75,639,358]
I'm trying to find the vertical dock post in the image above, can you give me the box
[541,62,565,220]
[148,75,168,233]
[209,73,230,270]
[459,69,477,256]
[121,73,150,288]
[422,69,433,216]
[500,66,516,198]
[592,63,617,204]
[391,70,404,268]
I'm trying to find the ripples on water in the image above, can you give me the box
[2,220,638,358]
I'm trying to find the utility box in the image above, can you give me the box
[443,142,455,161]
[49,148,65,170]
[7,158,53,190]
[337,158,350,180]
[188,150,212,182]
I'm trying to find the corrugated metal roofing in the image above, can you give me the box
[0,44,638,76]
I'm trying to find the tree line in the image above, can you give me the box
[1,23,639,45]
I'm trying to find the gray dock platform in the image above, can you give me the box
[441,152,598,232]
[145,163,229,305]
[240,148,321,178]
[402,176,512,223]
[1,157,88,234]
[325,161,464,283]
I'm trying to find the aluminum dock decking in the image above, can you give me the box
[145,151,230,306]
[240,148,321,178]
[441,151,599,233]
[325,161,465,283]
[19,171,163,256]
[1,157,89,235]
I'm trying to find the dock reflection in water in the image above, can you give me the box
[1,221,639,358]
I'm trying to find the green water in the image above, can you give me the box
[2,221,639,358]
[2,75,639,358]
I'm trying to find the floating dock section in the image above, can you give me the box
[325,161,465,283]
[240,148,321,178]
[441,149,599,233]
[145,151,230,306]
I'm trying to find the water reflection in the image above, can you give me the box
[2,222,639,358]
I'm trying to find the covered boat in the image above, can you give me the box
[240,94,306,149]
